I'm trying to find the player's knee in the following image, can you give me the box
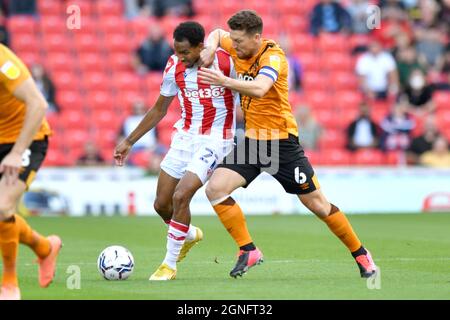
[172,189,192,207]
[300,194,330,218]
[205,181,224,201]
[153,198,171,215]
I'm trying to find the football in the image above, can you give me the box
[97,245,134,280]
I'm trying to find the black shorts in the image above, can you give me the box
[0,138,48,187]
[218,134,320,194]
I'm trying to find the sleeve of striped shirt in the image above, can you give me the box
[160,57,178,97]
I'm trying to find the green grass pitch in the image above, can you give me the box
[6,213,450,300]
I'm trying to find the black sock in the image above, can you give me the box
[240,243,256,251]
[351,246,367,258]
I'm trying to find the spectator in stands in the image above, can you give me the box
[416,27,446,70]
[0,8,9,46]
[279,35,302,92]
[436,45,450,74]
[346,102,380,151]
[123,0,153,18]
[396,46,426,89]
[434,70,450,91]
[295,106,322,150]
[380,98,416,151]
[309,0,352,36]
[118,100,165,156]
[407,115,441,164]
[346,0,371,34]
[8,0,36,15]
[77,142,106,167]
[404,69,435,115]
[419,135,450,167]
[356,40,400,100]
[31,64,59,113]
[133,25,173,74]
[152,0,195,18]
[372,7,413,50]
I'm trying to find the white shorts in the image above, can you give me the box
[160,131,234,184]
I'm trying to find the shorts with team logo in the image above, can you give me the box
[218,134,320,194]
[160,130,234,184]
[0,137,48,188]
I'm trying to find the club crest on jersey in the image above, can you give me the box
[1,61,21,80]
[183,87,226,99]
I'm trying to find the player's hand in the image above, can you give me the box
[114,139,133,166]
[0,151,22,185]
[198,47,215,68]
[198,65,227,86]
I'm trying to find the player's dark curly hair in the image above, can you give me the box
[173,21,205,47]
[227,10,263,35]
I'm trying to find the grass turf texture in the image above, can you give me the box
[5,214,450,300]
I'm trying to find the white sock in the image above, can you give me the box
[186,224,197,241]
[163,220,188,270]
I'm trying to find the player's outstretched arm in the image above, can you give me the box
[198,66,274,98]
[199,29,228,67]
[114,95,174,166]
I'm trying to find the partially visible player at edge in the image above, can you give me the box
[0,44,62,300]
[114,22,238,280]
[198,10,378,278]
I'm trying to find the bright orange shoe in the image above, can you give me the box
[0,285,21,300]
[38,235,62,288]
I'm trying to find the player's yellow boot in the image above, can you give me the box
[177,227,203,262]
[149,263,177,281]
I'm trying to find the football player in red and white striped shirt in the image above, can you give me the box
[114,22,239,280]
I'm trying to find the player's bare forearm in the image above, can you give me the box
[12,78,48,155]
[200,29,228,67]
[198,67,273,98]
[125,95,174,145]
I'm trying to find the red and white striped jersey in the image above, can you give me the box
[160,49,239,140]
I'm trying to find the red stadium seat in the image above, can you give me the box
[84,72,111,91]
[145,72,163,92]
[304,150,323,165]
[290,34,316,54]
[7,16,37,34]
[56,90,84,110]
[90,110,123,130]
[78,53,108,72]
[318,34,349,53]
[98,16,128,36]
[315,109,348,129]
[112,72,142,92]
[330,72,359,91]
[96,0,123,17]
[349,34,371,49]
[16,52,40,67]
[433,92,450,110]
[108,53,133,72]
[71,18,99,36]
[86,91,116,110]
[297,53,321,72]
[42,34,72,54]
[103,34,134,54]
[354,149,385,165]
[39,16,66,35]
[116,90,146,112]
[38,0,62,16]
[45,53,76,73]
[74,34,102,53]
[278,0,306,15]
[11,34,39,54]
[321,149,352,165]
[436,110,450,131]
[307,91,334,109]
[92,128,118,148]
[318,129,346,149]
[68,0,94,16]
[322,53,355,72]
[302,73,327,92]
[60,110,88,130]
[385,151,402,166]
[336,91,364,110]
[52,71,79,91]
[42,148,70,167]
[65,129,91,149]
